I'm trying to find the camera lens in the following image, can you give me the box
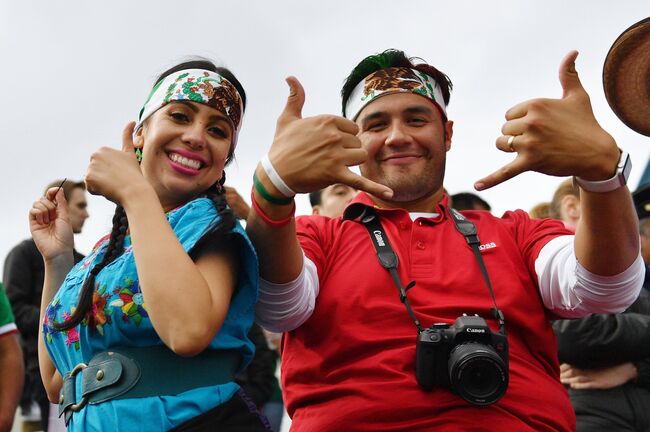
[448,342,508,406]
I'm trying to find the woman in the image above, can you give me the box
[30,59,268,431]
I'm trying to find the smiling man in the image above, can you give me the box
[247,49,644,431]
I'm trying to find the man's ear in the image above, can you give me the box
[562,195,581,219]
[134,126,144,149]
[312,205,321,215]
[444,120,454,151]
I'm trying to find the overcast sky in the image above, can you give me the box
[1,1,649,278]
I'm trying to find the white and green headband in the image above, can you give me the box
[344,67,447,121]
[134,69,244,147]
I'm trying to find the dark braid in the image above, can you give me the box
[51,206,129,331]
[192,173,235,255]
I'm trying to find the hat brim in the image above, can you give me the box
[603,17,650,137]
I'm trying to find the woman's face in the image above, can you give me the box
[135,101,233,211]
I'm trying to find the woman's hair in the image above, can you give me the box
[52,59,243,331]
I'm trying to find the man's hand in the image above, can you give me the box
[475,51,620,190]
[225,186,251,220]
[265,77,392,199]
[560,362,638,390]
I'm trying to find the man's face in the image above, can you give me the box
[313,184,357,218]
[356,93,453,202]
[67,187,89,234]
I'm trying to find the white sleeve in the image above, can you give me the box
[535,235,644,318]
[255,254,320,332]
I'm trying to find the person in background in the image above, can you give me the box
[553,184,650,431]
[4,179,88,432]
[0,282,23,432]
[225,184,285,431]
[529,202,551,219]
[225,186,252,220]
[308,184,356,217]
[549,178,581,231]
[449,191,491,212]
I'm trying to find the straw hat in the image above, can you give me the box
[602,17,650,137]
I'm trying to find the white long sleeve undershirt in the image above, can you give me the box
[256,235,644,331]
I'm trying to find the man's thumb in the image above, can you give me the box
[559,50,585,99]
[277,76,305,129]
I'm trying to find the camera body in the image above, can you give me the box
[416,315,509,406]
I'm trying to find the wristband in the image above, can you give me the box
[253,171,295,205]
[251,188,295,228]
[261,154,296,198]
[573,150,631,193]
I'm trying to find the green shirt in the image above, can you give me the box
[0,282,17,336]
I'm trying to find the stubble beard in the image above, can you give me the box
[372,159,446,203]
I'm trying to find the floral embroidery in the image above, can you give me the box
[161,71,242,129]
[42,299,62,344]
[64,326,80,350]
[43,300,80,350]
[110,276,148,327]
[86,284,112,336]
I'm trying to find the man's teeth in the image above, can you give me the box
[169,153,201,170]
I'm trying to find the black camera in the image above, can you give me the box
[416,315,508,406]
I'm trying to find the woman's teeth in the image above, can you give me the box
[169,153,201,170]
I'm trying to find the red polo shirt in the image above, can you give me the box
[281,193,575,431]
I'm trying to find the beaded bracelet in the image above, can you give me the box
[261,154,296,198]
[250,188,296,228]
[253,171,294,205]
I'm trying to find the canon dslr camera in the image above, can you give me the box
[416,315,508,406]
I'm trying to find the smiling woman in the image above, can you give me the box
[28,59,270,431]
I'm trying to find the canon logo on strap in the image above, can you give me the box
[373,230,386,247]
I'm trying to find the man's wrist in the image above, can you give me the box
[573,149,631,193]
[253,165,295,205]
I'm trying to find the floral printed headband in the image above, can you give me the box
[134,69,244,147]
[344,67,447,121]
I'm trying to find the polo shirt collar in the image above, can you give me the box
[342,191,451,223]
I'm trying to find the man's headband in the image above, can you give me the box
[134,69,244,147]
[344,67,447,121]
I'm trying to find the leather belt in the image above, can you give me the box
[59,346,241,425]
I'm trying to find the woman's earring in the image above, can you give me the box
[216,173,226,194]
[135,149,143,163]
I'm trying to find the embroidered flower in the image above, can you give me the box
[86,285,112,336]
[65,327,80,350]
[42,299,62,344]
[109,277,148,327]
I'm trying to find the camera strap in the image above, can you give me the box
[357,206,424,332]
[357,206,505,334]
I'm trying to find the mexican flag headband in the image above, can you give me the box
[344,67,447,121]
[134,69,244,148]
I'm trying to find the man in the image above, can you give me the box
[549,178,581,231]
[450,192,491,212]
[3,179,88,431]
[247,49,643,430]
[0,282,23,432]
[308,184,356,217]
[553,184,650,431]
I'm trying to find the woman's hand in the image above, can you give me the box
[29,187,74,262]
[85,121,149,205]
